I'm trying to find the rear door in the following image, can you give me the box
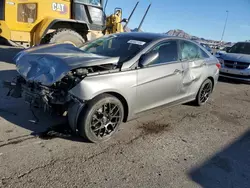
[179,40,211,96]
[135,40,185,113]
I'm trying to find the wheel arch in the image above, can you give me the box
[207,76,215,90]
[49,20,89,37]
[33,18,90,45]
[88,91,129,123]
[105,92,129,122]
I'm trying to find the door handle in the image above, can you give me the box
[174,69,183,74]
[194,62,206,68]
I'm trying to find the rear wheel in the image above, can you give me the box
[41,29,86,47]
[194,79,213,106]
[78,94,124,143]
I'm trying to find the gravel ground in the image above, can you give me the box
[0,45,249,188]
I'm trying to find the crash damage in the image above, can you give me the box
[4,43,120,130]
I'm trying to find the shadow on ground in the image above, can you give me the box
[218,77,250,85]
[0,45,23,64]
[189,129,250,188]
[0,69,17,81]
[0,69,89,143]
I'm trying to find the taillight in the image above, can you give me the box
[216,63,221,69]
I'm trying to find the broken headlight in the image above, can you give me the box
[52,68,89,91]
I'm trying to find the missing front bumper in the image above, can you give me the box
[3,78,86,132]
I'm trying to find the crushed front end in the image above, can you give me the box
[4,68,88,116]
[3,43,119,130]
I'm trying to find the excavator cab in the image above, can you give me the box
[71,0,105,31]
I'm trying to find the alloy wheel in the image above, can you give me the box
[90,103,122,138]
[200,82,212,103]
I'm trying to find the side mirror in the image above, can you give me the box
[138,51,159,68]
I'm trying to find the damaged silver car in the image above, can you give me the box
[5,32,220,143]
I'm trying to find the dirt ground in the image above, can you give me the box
[0,45,249,188]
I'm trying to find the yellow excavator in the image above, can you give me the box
[0,0,151,48]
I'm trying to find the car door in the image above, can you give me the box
[179,40,210,96]
[135,40,184,114]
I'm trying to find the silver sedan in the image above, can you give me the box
[6,32,220,143]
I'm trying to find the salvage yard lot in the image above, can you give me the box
[0,45,250,188]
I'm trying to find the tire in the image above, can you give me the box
[78,94,124,143]
[41,29,86,47]
[194,79,213,106]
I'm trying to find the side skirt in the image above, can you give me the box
[127,95,196,122]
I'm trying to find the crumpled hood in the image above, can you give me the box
[220,53,250,63]
[14,43,119,86]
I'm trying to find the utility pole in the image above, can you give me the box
[137,3,152,32]
[123,1,139,30]
[220,10,229,44]
[104,0,108,13]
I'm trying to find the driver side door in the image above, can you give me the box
[135,40,184,114]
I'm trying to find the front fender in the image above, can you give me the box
[69,81,128,102]
[68,70,137,120]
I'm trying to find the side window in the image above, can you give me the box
[180,40,209,61]
[149,40,178,65]
[200,49,210,58]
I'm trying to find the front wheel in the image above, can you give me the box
[194,79,213,106]
[78,94,124,143]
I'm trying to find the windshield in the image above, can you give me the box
[222,46,231,51]
[80,35,151,62]
[228,42,250,55]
